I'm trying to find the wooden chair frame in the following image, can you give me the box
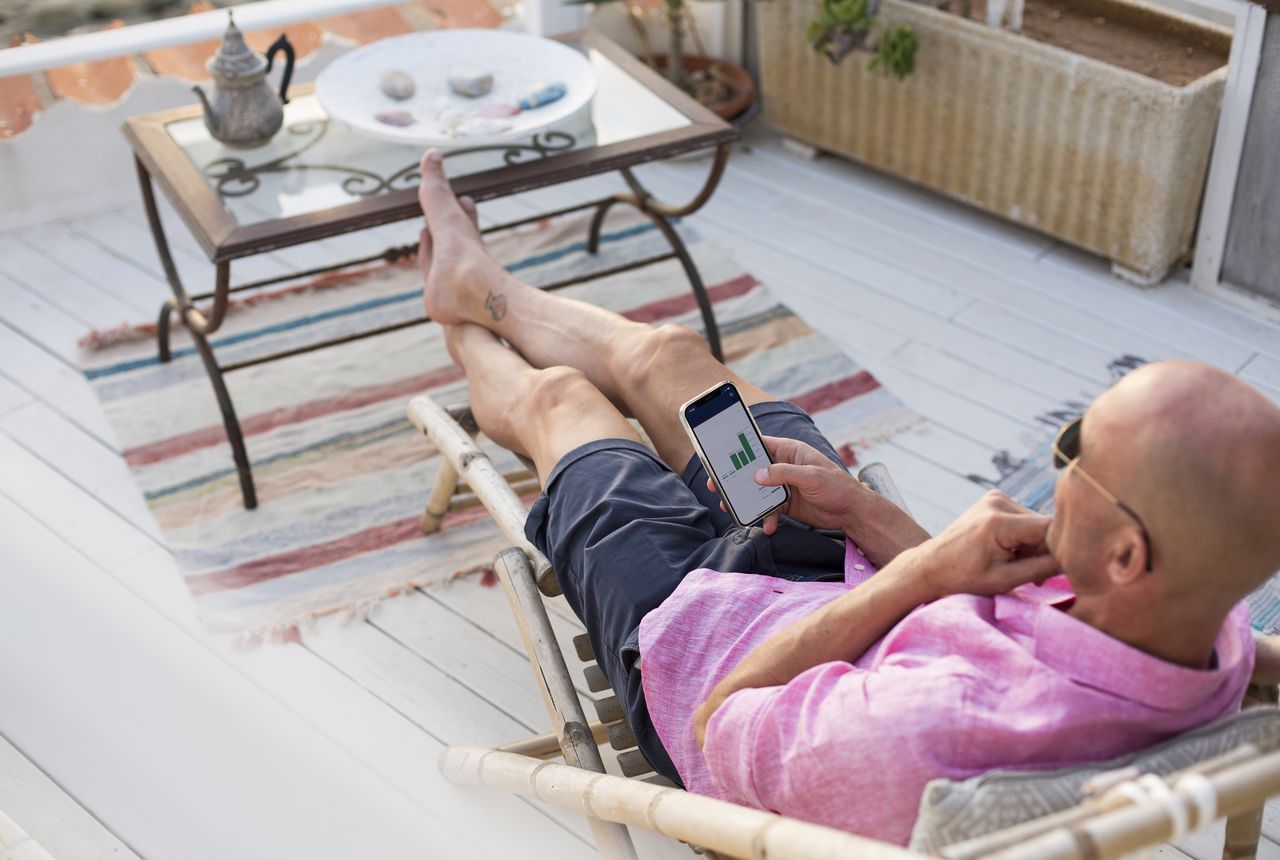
[407,393,1280,860]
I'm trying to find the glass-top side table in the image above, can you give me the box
[123,30,738,510]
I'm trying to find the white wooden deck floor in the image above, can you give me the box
[1,124,1278,860]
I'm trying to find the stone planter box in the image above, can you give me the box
[758,0,1230,284]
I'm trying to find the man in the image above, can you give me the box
[414,150,1280,844]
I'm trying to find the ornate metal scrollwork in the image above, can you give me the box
[202,121,579,201]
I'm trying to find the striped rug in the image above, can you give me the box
[81,212,920,641]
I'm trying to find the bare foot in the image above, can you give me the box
[417,149,512,325]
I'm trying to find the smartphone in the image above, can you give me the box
[679,381,789,528]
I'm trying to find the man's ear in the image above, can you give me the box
[1105,526,1147,586]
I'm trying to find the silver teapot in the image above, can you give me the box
[192,13,295,149]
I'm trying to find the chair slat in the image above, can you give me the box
[617,749,653,778]
[608,720,637,751]
[584,664,611,693]
[594,696,624,725]
[573,633,595,663]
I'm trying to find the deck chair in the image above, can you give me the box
[406,393,1280,860]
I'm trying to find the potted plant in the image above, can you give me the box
[759,0,1232,284]
[570,0,759,120]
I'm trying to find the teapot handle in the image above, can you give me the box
[265,34,296,105]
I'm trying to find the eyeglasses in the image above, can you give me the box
[1052,417,1153,571]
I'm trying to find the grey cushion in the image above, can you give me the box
[908,707,1280,855]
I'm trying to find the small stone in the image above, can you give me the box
[380,69,415,101]
[447,67,493,98]
[478,102,520,118]
[517,81,566,111]
[374,110,415,127]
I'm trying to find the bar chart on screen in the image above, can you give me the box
[728,432,759,472]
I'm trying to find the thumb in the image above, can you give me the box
[756,462,819,491]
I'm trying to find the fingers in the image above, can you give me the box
[417,148,469,233]
[991,511,1052,554]
[997,552,1060,588]
[762,512,779,535]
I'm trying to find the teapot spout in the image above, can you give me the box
[192,84,218,134]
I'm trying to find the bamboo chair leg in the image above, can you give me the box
[491,548,639,860]
[420,460,459,534]
[1222,805,1262,860]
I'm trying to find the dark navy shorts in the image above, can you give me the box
[524,401,847,784]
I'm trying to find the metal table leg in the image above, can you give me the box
[586,142,733,361]
[137,157,258,510]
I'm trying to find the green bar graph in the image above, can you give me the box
[728,433,757,472]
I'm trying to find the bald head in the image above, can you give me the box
[1083,360,1280,610]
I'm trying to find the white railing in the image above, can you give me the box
[0,0,400,76]
[0,0,589,77]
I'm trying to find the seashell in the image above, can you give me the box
[380,69,415,100]
[517,81,566,111]
[456,116,513,136]
[374,110,416,127]
[447,67,494,98]
[478,102,520,118]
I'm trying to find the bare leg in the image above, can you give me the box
[443,323,641,482]
[418,149,767,472]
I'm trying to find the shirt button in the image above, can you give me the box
[854,564,866,571]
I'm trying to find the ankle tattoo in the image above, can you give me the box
[484,292,508,322]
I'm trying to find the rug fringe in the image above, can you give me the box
[225,562,501,648]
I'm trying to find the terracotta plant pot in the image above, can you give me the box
[759,0,1231,284]
[652,54,757,122]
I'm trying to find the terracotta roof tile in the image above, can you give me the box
[40,22,138,105]
[322,7,414,44]
[414,0,504,30]
[0,72,42,139]
[143,3,323,82]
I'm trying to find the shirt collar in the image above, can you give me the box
[1024,597,1250,711]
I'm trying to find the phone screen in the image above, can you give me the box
[684,383,787,526]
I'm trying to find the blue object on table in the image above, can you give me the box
[518,82,567,111]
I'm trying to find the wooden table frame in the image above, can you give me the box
[122,30,738,510]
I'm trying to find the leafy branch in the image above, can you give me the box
[806,0,918,78]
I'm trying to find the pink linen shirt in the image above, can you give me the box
[636,541,1255,846]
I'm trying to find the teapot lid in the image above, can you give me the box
[207,13,266,80]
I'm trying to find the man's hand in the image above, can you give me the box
[706,436,860,534]
[903,490,1058,602]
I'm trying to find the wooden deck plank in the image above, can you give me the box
[364,591,551,733]
[0,375,31,418]
[0,734,139,860]
[0,271,89,365]
[16,227,167,317]
[0,320,117,451]
[0,494,512,860]
[745,136,1264,371]
[0,235,141,331]
[0,401,160,541]
[114,544,599,860]
[0,432,153,569]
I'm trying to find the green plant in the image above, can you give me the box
[807,0,918,77]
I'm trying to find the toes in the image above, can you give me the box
[417,226,433,270]
[459,195,479,230]
[418,148,471,233]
